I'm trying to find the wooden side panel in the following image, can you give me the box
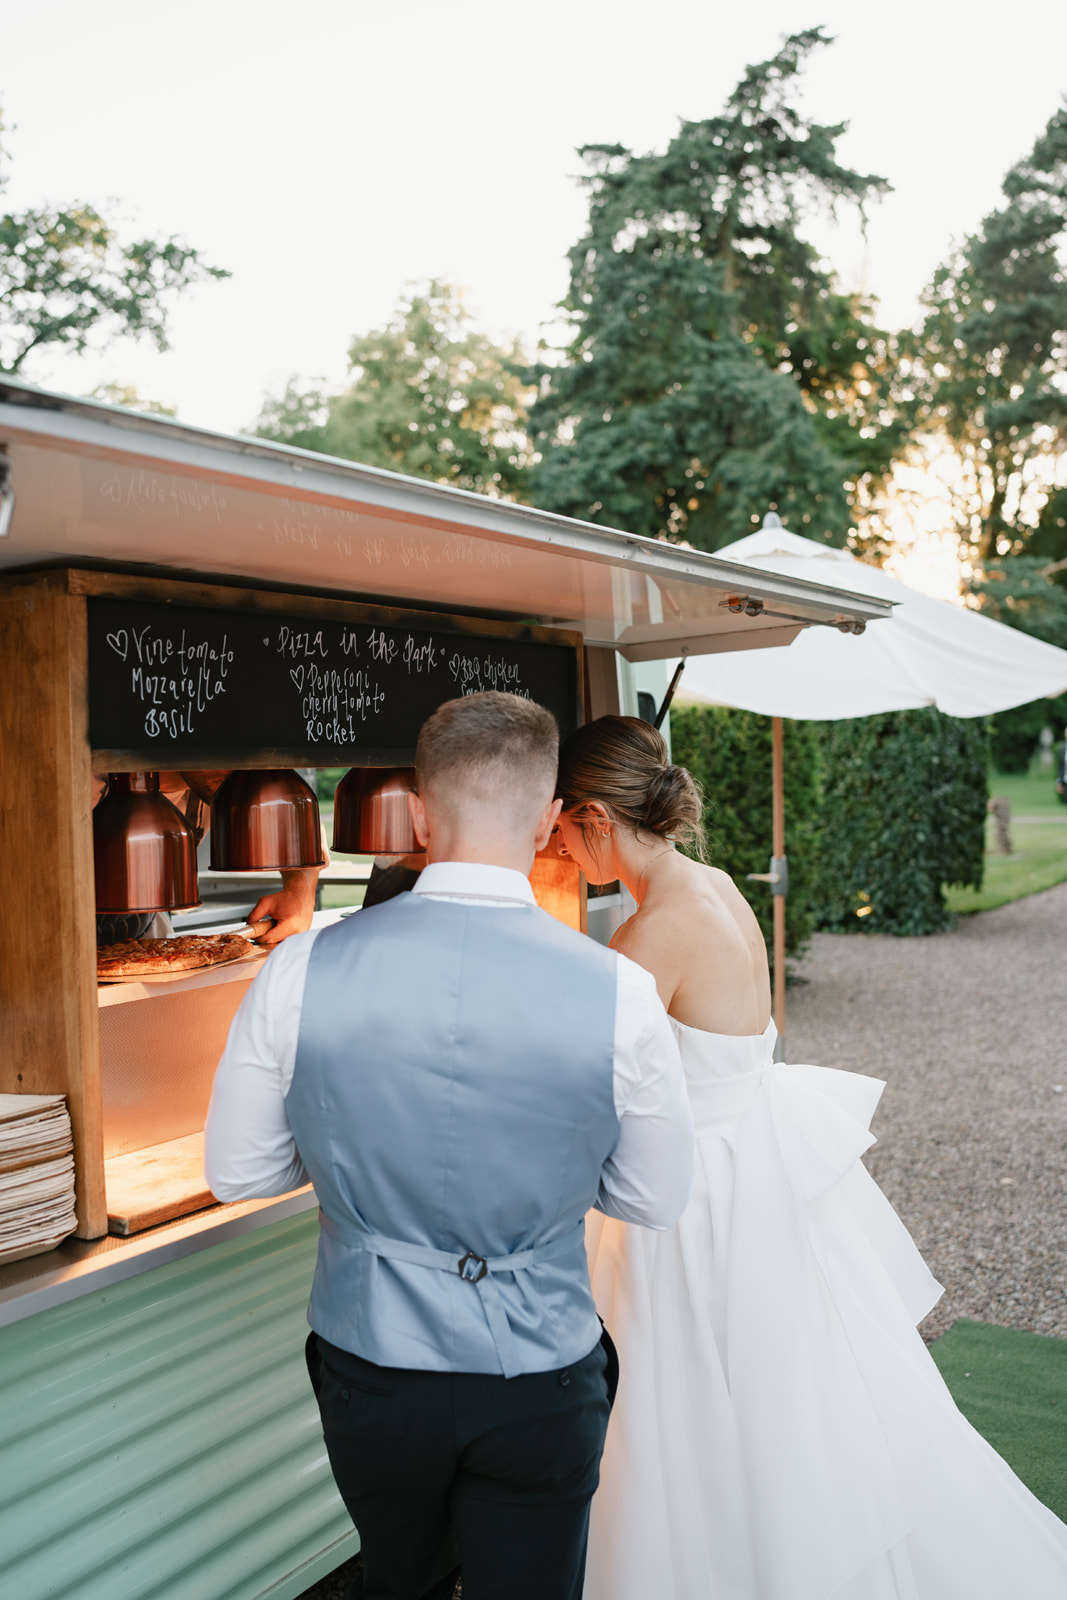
[530,851,586,934]
[0,574,105,1236]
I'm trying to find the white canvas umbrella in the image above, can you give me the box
[680,521,1067,720]
[673,518,1067,1056]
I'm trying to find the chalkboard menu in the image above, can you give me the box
[88,598,579,761]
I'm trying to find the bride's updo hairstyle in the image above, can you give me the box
[556,715,706,859]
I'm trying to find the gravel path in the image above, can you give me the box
[787,880,1067,1341]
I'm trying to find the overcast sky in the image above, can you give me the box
[3,0,1066,437]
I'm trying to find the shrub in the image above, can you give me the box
[816,709,988,935]
[669,704,988,948]
[670,705,823,957]
[314,766,349,805]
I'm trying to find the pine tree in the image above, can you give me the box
[527,29,895,550]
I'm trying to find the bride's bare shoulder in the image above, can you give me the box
[610,859,746,969]
[660,855,747,918]
[611,856,769,1029]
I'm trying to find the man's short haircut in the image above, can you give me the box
[416,692,559,800]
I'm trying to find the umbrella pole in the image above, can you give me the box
[772,716,786,1057]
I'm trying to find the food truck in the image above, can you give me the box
[0,378,890,1600]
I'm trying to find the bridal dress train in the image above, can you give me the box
[584,1020,1067,1600]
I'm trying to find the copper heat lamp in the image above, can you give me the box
[332,767,419,855]
[210,769,324,870]
[93,772,199,912]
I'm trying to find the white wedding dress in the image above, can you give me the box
[584,1019,1067,1599]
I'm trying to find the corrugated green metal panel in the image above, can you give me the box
[0,1211,359,1600]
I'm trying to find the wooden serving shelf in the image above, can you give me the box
[104,1132,216,1236]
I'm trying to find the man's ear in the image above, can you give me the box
[533,796,563,854]
[408,790,431,850]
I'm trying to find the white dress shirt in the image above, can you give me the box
[205,861,695,1229]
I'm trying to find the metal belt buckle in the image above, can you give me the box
[458,1251,488,1283]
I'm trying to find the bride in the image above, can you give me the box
[554,715,1067,1600]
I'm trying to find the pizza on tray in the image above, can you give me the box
[97,933,254,981]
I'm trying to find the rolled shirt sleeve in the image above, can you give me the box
[203,932,316,1201]
[597,952,695,1229]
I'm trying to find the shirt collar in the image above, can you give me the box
[411,861,537,906]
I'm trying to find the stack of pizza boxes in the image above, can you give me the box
[0,1095,77,1264]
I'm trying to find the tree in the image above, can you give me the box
[253,378,331,454]
[0,110,228,375]
[255,282,534,499]
[527,29,897,550]
[87,381,177,416]
[902,104,1067,772]
[967,511,1067,770]
[907,107,1067,562]
[970,554,1067,650]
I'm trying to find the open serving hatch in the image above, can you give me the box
[0,377,890,662]
[0,379,891,1240]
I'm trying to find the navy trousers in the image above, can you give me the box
[307,1331,614,1600]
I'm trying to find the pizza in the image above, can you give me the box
[97,933,253,980]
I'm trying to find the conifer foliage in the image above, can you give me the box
[527,29,896,550]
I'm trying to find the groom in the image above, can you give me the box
[205,691,694,1600]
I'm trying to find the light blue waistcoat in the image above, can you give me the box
[285,892,619,1378]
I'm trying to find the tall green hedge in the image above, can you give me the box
[669,704,988,950]
[670,706,823,956]
[816,708,988,935]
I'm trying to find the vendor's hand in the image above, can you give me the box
[249,868,320,945]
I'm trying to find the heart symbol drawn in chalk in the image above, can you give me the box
[106,629,129,660]
[290,666,305,691]
[263,637,270,646]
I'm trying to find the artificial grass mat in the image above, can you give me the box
[932,1319,1067,1522]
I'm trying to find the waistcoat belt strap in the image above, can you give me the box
[318,1211,585,1379]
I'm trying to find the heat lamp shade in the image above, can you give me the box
[333,767,418,855]
[209,768,324,870]
[93,772,199,912]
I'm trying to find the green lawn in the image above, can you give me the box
[932,1320,1067,1523]
[984,763,1065,818]
[945,764,1067,915]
